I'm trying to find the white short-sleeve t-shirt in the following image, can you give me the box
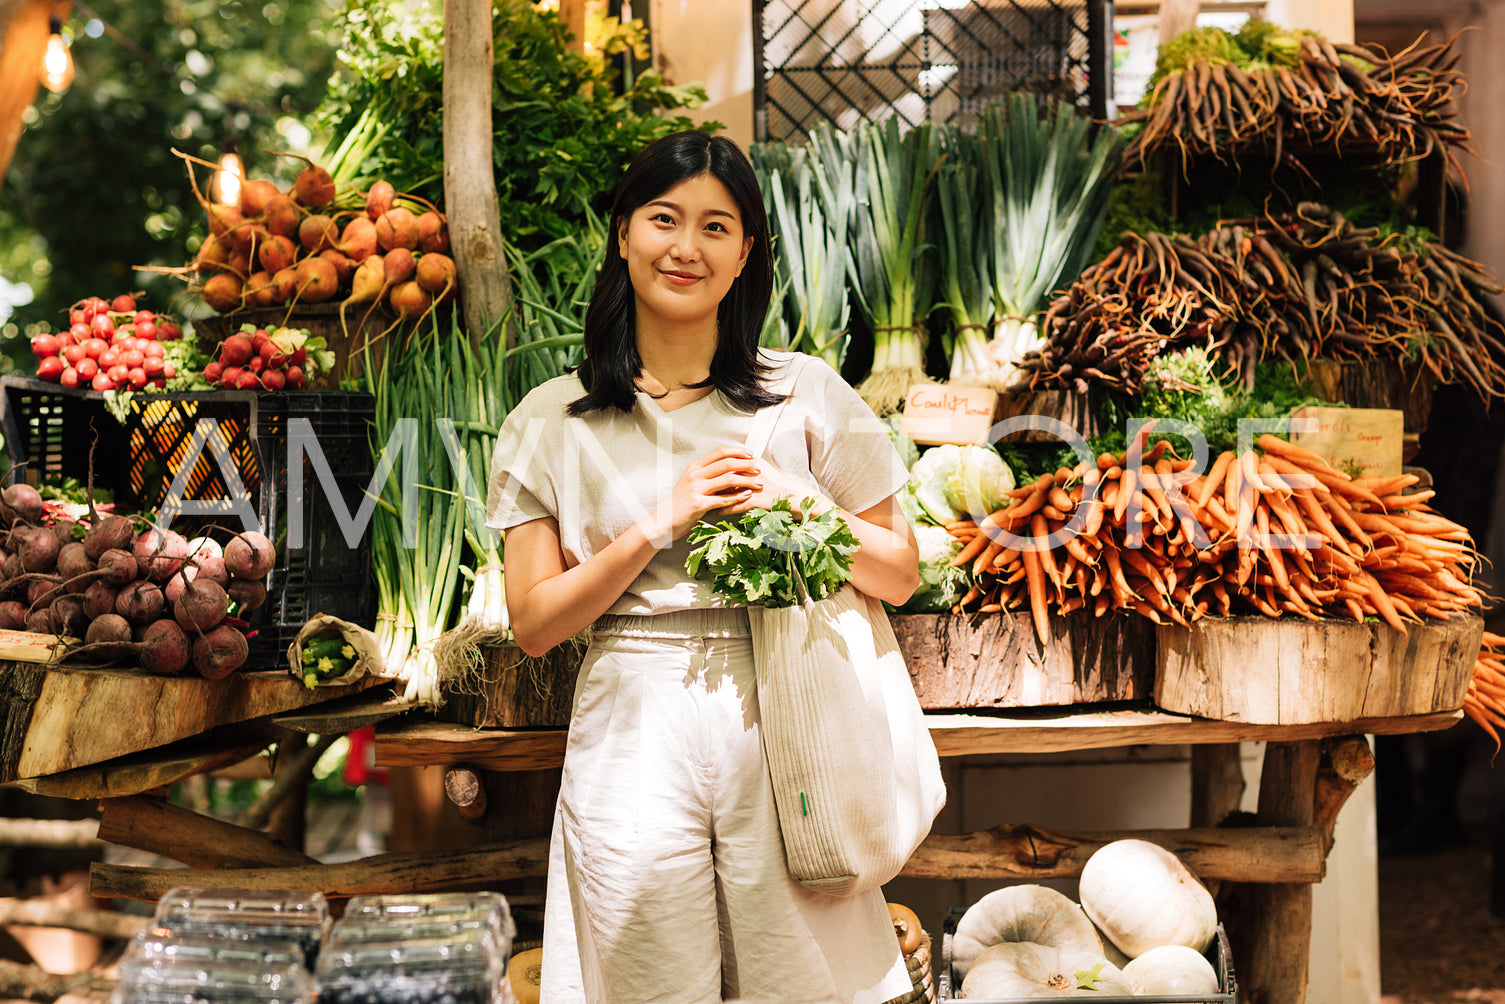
[485,350,908,616]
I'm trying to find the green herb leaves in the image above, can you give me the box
[685,497,859,609]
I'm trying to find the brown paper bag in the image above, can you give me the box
[287,614,384,687]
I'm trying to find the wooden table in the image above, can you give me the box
[370,703,1462,1004]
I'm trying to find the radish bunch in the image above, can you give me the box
[202,325,333,392]
[31,294,185,392]
[175,151,456,326]
[0,500,276,679]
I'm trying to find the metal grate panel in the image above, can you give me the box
[756,0,1109,142]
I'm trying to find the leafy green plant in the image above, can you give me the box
[686,498,859,608]
[320,0,717,252]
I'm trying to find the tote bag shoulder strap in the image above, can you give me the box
[744,353,802,458]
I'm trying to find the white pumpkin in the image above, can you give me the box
[953,884,1103,979]
[1087,914,1131,969]
[1123,944,1220,994]
[961,942,1132,999]
[1078,839,1217,958]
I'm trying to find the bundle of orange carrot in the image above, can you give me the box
[1466,633,1505,755]
[945,430,1484,645]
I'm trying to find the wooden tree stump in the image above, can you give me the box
[1155,614,1481,724]
[891,610,1154,710]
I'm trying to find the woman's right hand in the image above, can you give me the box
[648,446,763,543]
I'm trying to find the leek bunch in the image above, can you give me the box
[847,118,941,416]
[970,95,1123,389]
[932,125,996,383]
[753,128,856,365]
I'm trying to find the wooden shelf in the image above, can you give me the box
[372,703,1463,771]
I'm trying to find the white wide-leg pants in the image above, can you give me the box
[540,608,910,1004]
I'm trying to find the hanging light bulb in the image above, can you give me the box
[212,150,244,207]
[40,15,75,94]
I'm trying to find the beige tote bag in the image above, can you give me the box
[743,356,946,897]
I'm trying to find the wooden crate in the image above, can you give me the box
[1153,614,1482,725]
[891,610,1155,710]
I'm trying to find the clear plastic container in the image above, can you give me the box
[121,927,308,972]
[151,887,330,970]
[313,926,504,1004]
[110,957,309,1004]
[342,892,514,936]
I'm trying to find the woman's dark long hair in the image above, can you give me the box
[569,131,780,415]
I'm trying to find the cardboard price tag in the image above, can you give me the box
[1289,406,1403,478]
[900,384,999,445]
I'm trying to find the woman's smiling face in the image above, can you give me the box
[618,172,753,332]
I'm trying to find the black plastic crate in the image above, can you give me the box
[0,376,377,670]
[939,907,1237,1002]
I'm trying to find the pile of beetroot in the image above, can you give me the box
[0,483,275,678]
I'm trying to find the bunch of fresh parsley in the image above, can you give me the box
[685,497,859,609]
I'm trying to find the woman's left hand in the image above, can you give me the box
[713,459,826,517]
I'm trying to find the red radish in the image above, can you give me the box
[27,576,61,609]
[298,214,338,253]
[224,530,276,579]
[365,180,395,221]
[0,600,26,630]
[84,513,136,560]
[219,333,254,367]
[82,580,118,620]
[111,294,136,313]
[294,162,336,208]
[89,312,114,337]
[294,256,339,303]
[319,249,356,286]
[262,193,300,239]
[415,252,457,297]
[201,273,243,313]
[2,483,44,524]
[50,594,90,638]
[193,624,249,679]
[247,355,265,375]
[133,527,189,581]
[116,579,165,625]
[56,542,93,590]
[260,369,287,391]
[160,320,182,341]
[340,216,379,261]
[284,365,305,389]
[416,211,450,254]
[135,318,159,340]
[174,578,230,632]
[36,357,64,382]
[258,234,297,274]
[140,618,191,675]
[31,333,60,357]
[92,374,114,392]
[236,372,261,390]
[226,577,267,612]
[239,178,279,218]
[221,366,244,388]
[375,207,419,250]
[59,368,79,389]
[86,613,132,646]
[14,525,60,573]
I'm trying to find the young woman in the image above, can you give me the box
[486,130,920,1003]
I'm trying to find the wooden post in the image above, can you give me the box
[1190,744,1246,827]
[1157,0,1199,46]
[0,0,61,191]
[0,818,100,848]
[1313,736,1375,856]
[559,0,586,55]
[98,794,317,869]
[1241,740,1322,1004]
[442,0,513,343]
[444,766,488,821]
